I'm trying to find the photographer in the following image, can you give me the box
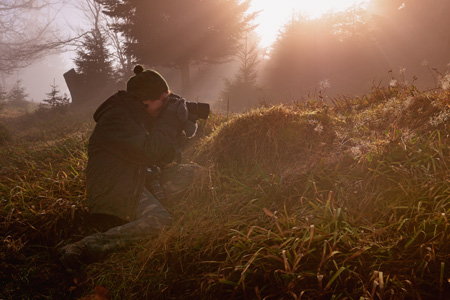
[60,65,200,268]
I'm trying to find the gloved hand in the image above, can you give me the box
[155,94,197,162]
[183,117,198,138]
[157,94,197,137]
[156,95,187,138]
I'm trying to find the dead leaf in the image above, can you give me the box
[94,286,110,300]
[78,286,110,300]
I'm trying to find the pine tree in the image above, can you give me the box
[235,36,259,87]
[221,36,261,112]
[0,84,6,112]
[41,80,70,110]
[0,84,6,101]
[73,30,115,100]
[7,80,28,104]
[99,0,256,96]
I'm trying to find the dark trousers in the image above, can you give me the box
[75,164,199,258]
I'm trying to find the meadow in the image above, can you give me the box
[1,82,449,299]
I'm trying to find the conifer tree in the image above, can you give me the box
[221,36,261,112]
[73,29,115,99]
[7,80,28,103]
[0,84,6,111]
[42,80,70,109]
[98,0,256,96]
[0,84,6,102]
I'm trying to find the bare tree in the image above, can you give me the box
[0,0,69,74]
[103,15,133,80]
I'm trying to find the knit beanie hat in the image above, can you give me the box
[126,65,169,101]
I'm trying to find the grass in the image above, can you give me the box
[1,105,95,299]
[1,84,449,299]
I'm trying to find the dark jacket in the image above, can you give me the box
[86,91,175,221]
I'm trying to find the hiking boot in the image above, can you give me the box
[59,242,87,270]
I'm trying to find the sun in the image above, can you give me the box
[249,0,370,48]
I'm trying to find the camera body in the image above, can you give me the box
[167,94,210,121]
[185,101,210,121]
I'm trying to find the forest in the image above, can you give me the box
[1,0,450,299]
[1,0,449,111]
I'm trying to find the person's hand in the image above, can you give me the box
[156,95,187,138]
[155,95,197,162]
[156,95,197,139]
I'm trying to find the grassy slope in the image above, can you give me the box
[1,85,449,299]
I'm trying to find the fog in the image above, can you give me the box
[4,55,70,102]
[1,0,449,108]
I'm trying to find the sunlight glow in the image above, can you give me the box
[249,0,369,48]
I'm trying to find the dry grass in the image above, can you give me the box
[1,84,450,299]
[0,106,94,299]
[86,85,450,299]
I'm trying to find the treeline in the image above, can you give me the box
[4,0,448,112]
[67,0,255,105]
[0,80,70,114]
[93,0,449,111]
[263,0,450,100]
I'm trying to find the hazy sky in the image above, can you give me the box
[250,0,368,48]
[10,0,368,102]
[6,2,83,102]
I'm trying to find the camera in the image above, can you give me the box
[167,94,210,121]
[186,101,210,121]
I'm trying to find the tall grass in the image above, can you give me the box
[84,85,450,299]
[1,84,449,299]
[0,106,94,299]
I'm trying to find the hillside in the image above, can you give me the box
[1,85,449,299]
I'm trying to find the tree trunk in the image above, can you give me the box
[63,69,87,106]
[179,60,191,97]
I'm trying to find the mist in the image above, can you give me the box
[259,0,450,104]
[1,0,449,109]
